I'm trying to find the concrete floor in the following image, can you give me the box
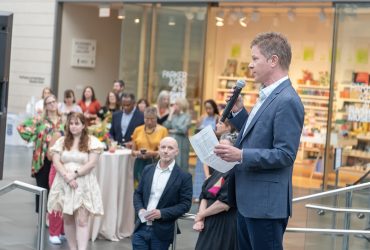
[1,145,369,250]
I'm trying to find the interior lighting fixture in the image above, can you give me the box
[319,8,326,22]
[215,10,225,22]
[99,4,110,18]
[251,9,260,22]
[196,9,206,21]
[287,8,296,22]
[216,20,224,27]
[185,11,194,20]
[118,8,126,19]
[134,18,140,24]
[168,16,176,26]
[239,17,248,27]
[228,9,238,25]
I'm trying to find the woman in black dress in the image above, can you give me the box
[193,132,238,250]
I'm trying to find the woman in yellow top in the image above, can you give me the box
[131,107,169,186]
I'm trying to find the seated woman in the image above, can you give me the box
[97,91,120,123]
[131,107,168,187]
[193,132,239,250]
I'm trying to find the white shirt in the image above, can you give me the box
[242,76,289,136]
[120,108,135,138]
[146,160,175,212]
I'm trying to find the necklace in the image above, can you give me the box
[144,125,156,135]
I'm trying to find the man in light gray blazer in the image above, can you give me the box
[215,32,304,250]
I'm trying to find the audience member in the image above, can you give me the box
[193,133,238,250]
[59,89,82,123]
[46,132,65,245]
[156,90,170,125]
[78,86,101,126]
[163,97,191,172]
[35,87,52,114]
[132,137,192,250]
[17,94,64,212]
[193,99,220,201]
[109,93,144,146]
[112,80,125,100]
[136,98,149,113]
[131,107,168,186]
[97,91,120,122]
[48,112,104,250]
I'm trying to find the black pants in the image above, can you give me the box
[34,158,51,213]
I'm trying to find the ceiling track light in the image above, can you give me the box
[185,11,194,20]
[216,20,224,27]
[118,8,125,20]
[287,8,296,22]
[239,17,247,27]
[251,8,260,22]
[319,8,326,22]
[216,10,225,22]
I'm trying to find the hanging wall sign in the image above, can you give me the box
[162,70,187,103]
[71,38,96,68]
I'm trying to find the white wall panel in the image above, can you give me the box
[0,0,55,113]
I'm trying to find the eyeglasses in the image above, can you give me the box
[46,100,56,105]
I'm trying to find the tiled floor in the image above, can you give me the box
[1,145,369,250]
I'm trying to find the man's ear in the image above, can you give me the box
[270,55,279,67]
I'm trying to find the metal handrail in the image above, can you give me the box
[286,228,370,235]
[0,181,47,250]
[292,181,370,203]
[305,204,370,214]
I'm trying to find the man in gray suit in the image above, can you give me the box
[215,32,304,250]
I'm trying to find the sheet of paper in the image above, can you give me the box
[138,210,151,223]
[189,126,237,173]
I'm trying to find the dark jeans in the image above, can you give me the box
[132,225,171,250]
[237,212,288,250]
[34,158,51,213]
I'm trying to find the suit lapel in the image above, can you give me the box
[239,80,291,144]
[144,165,156,205]
[157,165,179,207]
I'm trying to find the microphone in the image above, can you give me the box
[220,79,246,122]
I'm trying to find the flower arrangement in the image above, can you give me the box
[88,121,111,149]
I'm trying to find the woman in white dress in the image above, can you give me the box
[48,112,104,250]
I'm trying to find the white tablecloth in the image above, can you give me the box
[90,149,135,241]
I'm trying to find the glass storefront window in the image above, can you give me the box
[119,4,207,118]
[330,3,370,187]
[207,4,334,189]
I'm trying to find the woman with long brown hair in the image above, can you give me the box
[47,112,104,250]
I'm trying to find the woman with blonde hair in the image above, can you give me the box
[156,90,170,124]
[18,94,64,208]
[48,112,104,250]
[163,97,191,172]
[35,87,52,114]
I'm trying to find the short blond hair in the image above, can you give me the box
[175,97,189,113]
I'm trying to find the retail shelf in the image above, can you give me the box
[218,76,255,82]
[304,106,328,111]
[217,88,259,94]
[357,134,370,141]
[343,150,370,160]
[215,100,253,107]
[300,95,329,100]
[340,98,368,103]
[297,85,330,89]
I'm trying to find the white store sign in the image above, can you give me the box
[71,38,96,68]
[162,70,187,103]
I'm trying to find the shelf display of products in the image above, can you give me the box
[215,76,259,110]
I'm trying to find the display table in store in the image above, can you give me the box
[90,149,135,241]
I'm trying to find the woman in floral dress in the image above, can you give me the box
[17,94,64,212]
